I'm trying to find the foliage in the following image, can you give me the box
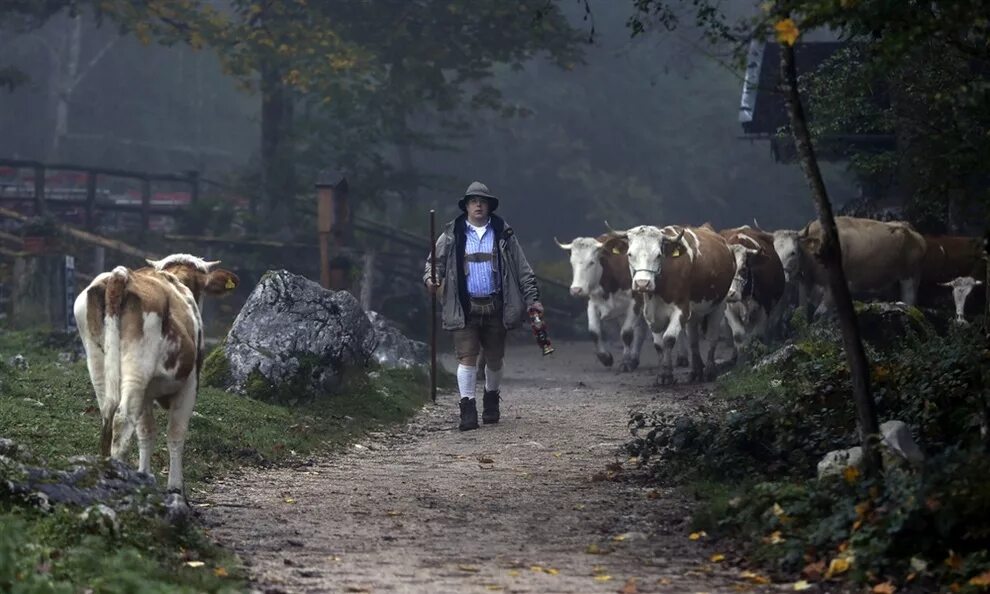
[625,318,990,590]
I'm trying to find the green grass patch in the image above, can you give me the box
[1,329,441,592]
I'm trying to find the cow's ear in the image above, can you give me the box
[602,237,627,255]
[205,269,239,295]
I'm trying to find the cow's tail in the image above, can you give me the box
[100,266,129,457]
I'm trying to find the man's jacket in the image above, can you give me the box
[424,214,540,330]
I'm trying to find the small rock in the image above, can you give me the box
[79,504,120,536]
[21,398,44,408]
[752,344,800,370]
[9,354,28,369]
[0,438,17,456]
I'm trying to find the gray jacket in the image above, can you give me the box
[423,214,540,330]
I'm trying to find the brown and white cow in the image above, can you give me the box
[614,224,734,385]
[718,226,785,360]
[776,217,926,317]
[73,254,238,495]
[555,234,648,371]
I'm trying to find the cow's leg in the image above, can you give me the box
[723,304,746,366]
[900,274,921,306]
[675,333,690,367]
[111,372,150,462]
[165,380,197,494]
[587,300,613,367]
[702,304,726,380]
[619,301,643,371]
[135,401,157,476]
[660,308,684,384]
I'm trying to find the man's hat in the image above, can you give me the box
[458,181,499,212]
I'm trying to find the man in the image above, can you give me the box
[424,181,543,431]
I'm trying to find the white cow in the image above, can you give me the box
[74,254,238,496]
[941,276,983,325]
[556,235,648,371]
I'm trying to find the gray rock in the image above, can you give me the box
[752,344,801,370]
[0,438,16,456]
[856,302,932,349]
[817,446,863,479]
[79,504,120,536]
[366,310,428,369]
[223,270,377,399]
[8,354,28,369]
[880,420,925,466]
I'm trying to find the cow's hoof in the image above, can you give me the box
[675,355,690,368]
[656,372,675,386]
[619,358,640,372]
[164,491,190,525]
[597,352,614,367]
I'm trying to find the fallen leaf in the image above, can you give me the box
[592,566,608,575]
[909,557,927,573]
[586,543,610,555]
[945,550,963,571]
[327,555,341,562]
[872,581,896,594]
[740,570,771,585]
[530,565,543,573]
[612,534,628,542]
[768,531,785,545]
[657,577,671,585]
[594,575,613,582]
[711,554,726,562]
[508,570,520,577]
[620,577,638,593]
[969,570,990,587]
[853,519,863,531]
[386,511,402,517]
[825,557,852,578]
[283,498,296,504]
[545,568,560,576]
[573,504,586,511]
[478,456,494,464]
[793,580,812,591]
[772,503,785,517]
[485,586,503,592]
[646,489,661,500]
[458,565,480,573]
[774,18,800,46]
[689,531,707,541]
[213,567,228,577]
[843,465,861,484]
[801,560,825,581]
[184,561,205,568]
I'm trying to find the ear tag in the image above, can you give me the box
[612,247,621,254]
[225,278,236,289]
[671,247,682,258]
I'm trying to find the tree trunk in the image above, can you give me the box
[779,41,883,478]
[49,14,82,161]
[260,60,295,232]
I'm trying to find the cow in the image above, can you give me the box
[941,276,983,325]
[555,234,648,371]
[718,226,785,360]
[775,217,926,318]
[74,254,239,497]
[918,235,987,316]
[612,224,734,385]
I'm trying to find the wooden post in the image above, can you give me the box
[315,171,349,290]
[359,250,375,310]
[33,165,47,216]
[140,176,151,236]
[85,171,97,230]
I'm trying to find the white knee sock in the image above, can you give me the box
[485,366,503,392]
[456,364,477,400]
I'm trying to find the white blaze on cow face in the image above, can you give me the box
[773,230,801,282]
[727,243,759,302]
[625,226,668,293]
[557,237,605,297]
[941,276,982,324]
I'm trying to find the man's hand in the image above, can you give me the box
[528,301,544,315]
[425,278,440,295]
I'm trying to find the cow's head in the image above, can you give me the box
[556,236,604,297]
[941,276,982,325]
[727,243,761,302]
[612,225,685,293]
[147,254,239,303]
[772,230,802,282]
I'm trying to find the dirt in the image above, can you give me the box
[200,340,762,594]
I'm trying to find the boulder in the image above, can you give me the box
[366,311,428,369]
[855,302,932,349]
[752,344,802,371]
[816,419,924,479]
[222,270,377,399]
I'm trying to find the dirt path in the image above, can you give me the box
[202,340,747,594]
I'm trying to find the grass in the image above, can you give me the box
[0,329,444,592]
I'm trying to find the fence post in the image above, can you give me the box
[85,171,97,230]
[315,171,349,290]
[140,176,152,237]
[33,165,47,216]
[360,250,375,310]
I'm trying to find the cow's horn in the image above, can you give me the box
[554,237,573,250]
[204,260,222,270]
[753,218,765,232]
[604,220,628,237]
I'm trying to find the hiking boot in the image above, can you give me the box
[482,389,501,424]
[459,397,479,431]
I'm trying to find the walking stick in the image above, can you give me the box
[429,209,437,403]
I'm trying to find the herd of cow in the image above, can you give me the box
[555,216,987,386]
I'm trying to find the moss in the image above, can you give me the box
[200,341,231,388]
